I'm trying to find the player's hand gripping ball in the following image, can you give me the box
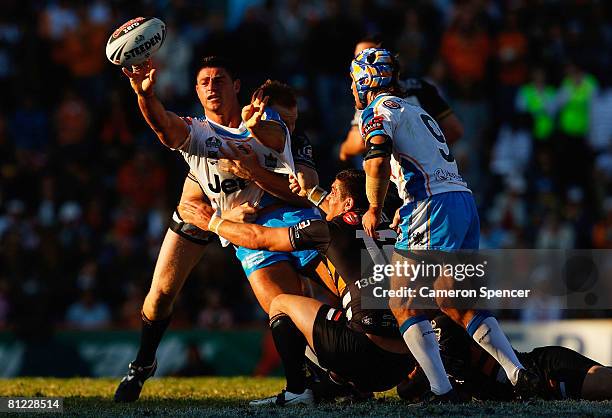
[106,17,166,67]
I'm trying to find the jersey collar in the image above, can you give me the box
[365,93,392,112]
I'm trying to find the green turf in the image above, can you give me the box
[0,378,610,417]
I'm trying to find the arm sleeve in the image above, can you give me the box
[291,131,316,170]
[288,219,330,252]
[416,80,452,121]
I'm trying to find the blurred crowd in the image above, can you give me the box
[1,0,612,331]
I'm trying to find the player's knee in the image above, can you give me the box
[145,285,178,316]
[269,294,290,319]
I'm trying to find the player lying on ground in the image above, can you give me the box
[179,169,420,405]
[351,48,542,402]
[115,56,320,403]
[339,34,463,162]
[397,313,612,401]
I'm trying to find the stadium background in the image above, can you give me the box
[0,0,611,377]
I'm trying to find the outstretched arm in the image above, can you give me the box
[122,59,189,149]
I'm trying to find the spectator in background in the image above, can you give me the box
[487,178,528,248]
[65,289,111,329]
[116,149,167,211]
[495,10,528,118]
[440,4,490,95]
[515,67,557,145]
[589,76,612,161]
[564,187,593,248]
[395,8,428,77]
[592,198,612,248]
[152,19,193,106]
[197,289,233,330]
[536,212,575,249]
[555,62,598,190]
[490,112,532,179]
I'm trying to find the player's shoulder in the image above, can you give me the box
[180,115,210,131]
[291,129,311,146]
[370,95,406,117]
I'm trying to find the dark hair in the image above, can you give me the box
[196,56,239,80]
[253,79,297,108]
[335,169,368,210]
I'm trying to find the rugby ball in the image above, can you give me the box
[106,17,166,67]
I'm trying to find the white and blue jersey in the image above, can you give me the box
[359,94,479,250]
[175,110,320,276]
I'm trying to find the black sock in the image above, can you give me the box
[134,311,172,367]
[270,314,307,394]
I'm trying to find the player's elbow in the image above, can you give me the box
[441,116,464,144]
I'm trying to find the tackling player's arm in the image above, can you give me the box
[178,200,330,252]
[437,113,463,145]
[220,142,311,207]
[418,79,463,145]
[339,126,366,161]
[363,134,391,238]
[122,59,189,149]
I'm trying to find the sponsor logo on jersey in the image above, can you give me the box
[434,168,464,183]
[383,100,400,109]
[298,145,313,159]
[123,32,163,60]
[342,211,360,225]
[208,174,248,194]
[264,153,278,168]
[362,115,384,137]
[297,220,311,229]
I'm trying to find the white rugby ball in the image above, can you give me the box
[106,17,166,67]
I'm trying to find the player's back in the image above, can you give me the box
[360,94,469,203]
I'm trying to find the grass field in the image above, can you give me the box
[1,377,611,417]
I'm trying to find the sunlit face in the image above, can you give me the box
[325,179,353,221]
[351,79,365,110]
[271,104,298,134]
[195,67,240,114]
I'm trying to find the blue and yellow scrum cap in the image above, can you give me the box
[350,48,396,107]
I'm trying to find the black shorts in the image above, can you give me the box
[519,346,601,399]
[312,305,414,392]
